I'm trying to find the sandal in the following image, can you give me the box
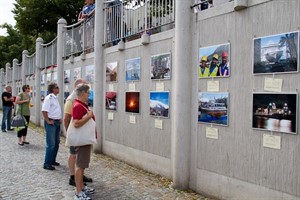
[18,142,24,146]
[23,141,30,144]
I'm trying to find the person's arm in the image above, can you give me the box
[73,106,94,128]
[64,113,72,130]
[42,111,54,125]
[15,95,29,105]
[3,95,13,102]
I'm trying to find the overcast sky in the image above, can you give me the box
[0,0,16,36]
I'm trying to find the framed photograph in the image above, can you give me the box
[252,93,297,134]
[106,92,117,111]
[64,69,70,84]
[151,53,171,80]
[126,58,141,81]
[125,92,140,114]
[253,31,299,74]
[106,62,118,82]
[198,92,229,126]
[85,65,94,84]
[73,67,81,81]
[150,91,170,118]
[199,43,230,78]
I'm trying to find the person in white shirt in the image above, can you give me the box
[42,82,62,170]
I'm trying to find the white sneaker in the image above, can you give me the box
[82,185,95,195]
[74,191,91,200]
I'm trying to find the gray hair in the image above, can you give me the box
[74,78,86,87]
[75,84,90,97]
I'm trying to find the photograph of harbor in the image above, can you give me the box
[106,62,118,82]
[125,92,140,114]
[126,58,141,81]
[252,93,297,134]
[198,92,229,125]
[106,92,117,111]
[150,91,170,118]
[199,43,230,78]
[151,53,171,80]
[253,31,299,74]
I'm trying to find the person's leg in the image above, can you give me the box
[43,121,56,168]
[17,128,24,145]
[75,167,84,194]
[6,107,12,130]
[1,106,9,131]
[22,116,30,143]
[68,147,76,186]
[52,121,61,164]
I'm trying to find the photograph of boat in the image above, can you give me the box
[150,91,170,118]
[253,31,299,74]
[252,93,297,134]
[198,92,229,125]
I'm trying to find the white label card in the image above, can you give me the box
[206,127,218,139]
[129,115,136,124]
[154,119,163,129]
[129,83,136,91]
[109,84,114,91]
[207,81,219,92]
[263,134,281,149]
[108,112,114,120]
[156,82,164,91]
[264,78,283,92]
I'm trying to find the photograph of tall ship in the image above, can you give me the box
[253,31,298,74]
[198,92,229,125]
[252,93,297,134]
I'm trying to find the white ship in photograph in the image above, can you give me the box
[261,43,284,63]
[200,101,227,118]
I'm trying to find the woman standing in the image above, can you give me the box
[15,85,31,145]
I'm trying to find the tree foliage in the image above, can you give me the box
[0,0,84,69]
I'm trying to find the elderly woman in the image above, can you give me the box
[15,85,31,145]
[72,84,95,200]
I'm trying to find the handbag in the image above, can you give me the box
[11,100,28,131]
[65,105,97,147]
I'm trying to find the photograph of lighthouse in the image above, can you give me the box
[253,31,299,74]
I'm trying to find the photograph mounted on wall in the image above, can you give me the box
[64,69,70,83]
[151,53,171,80]
[106,92,117,111]
[252,93,297,134]
[106,62,118,82]
[198,92,229,125]
[73,67,81,81]
[125,92,140,114]
[126,58,141,81]
[199,43,230,78]
[253,31,299,74]
[150,91,170,118]
[85,65,94,84]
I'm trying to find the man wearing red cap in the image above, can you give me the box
[218,52,229,76]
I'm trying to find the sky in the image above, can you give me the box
[0,0,16,36]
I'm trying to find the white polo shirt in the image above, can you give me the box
[42,93,62,120]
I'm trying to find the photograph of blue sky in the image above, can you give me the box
[150,92,169,105]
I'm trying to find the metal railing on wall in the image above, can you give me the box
[104,0,175,45]
[63,14,95,58]
[41,37,57,68]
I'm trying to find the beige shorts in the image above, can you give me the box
[75,145,92,168]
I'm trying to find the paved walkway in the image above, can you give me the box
[0,119,210,200]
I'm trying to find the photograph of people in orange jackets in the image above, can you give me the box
[199,56,210,77]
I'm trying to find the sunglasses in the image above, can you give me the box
[55,86,59,89]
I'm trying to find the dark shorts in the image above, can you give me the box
[75,145,92,169]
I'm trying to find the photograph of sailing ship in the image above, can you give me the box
[125,92,140,114]
[252,93,297,134]
[106,92,117,111]
[126,57,141,81]
[198,92,229,125]
[199,43,230,78]
[151,53,171,80]
[150,91,170,118]
[106,62,118,82]
[253,31,299,74]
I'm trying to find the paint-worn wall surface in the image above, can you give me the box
[193,0,300,199]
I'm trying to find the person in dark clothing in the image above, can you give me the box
[1,85,14,132]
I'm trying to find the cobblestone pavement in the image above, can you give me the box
[0,120,211,200]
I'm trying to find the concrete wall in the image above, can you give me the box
[191,0,300,199]
[103,30,174,179]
